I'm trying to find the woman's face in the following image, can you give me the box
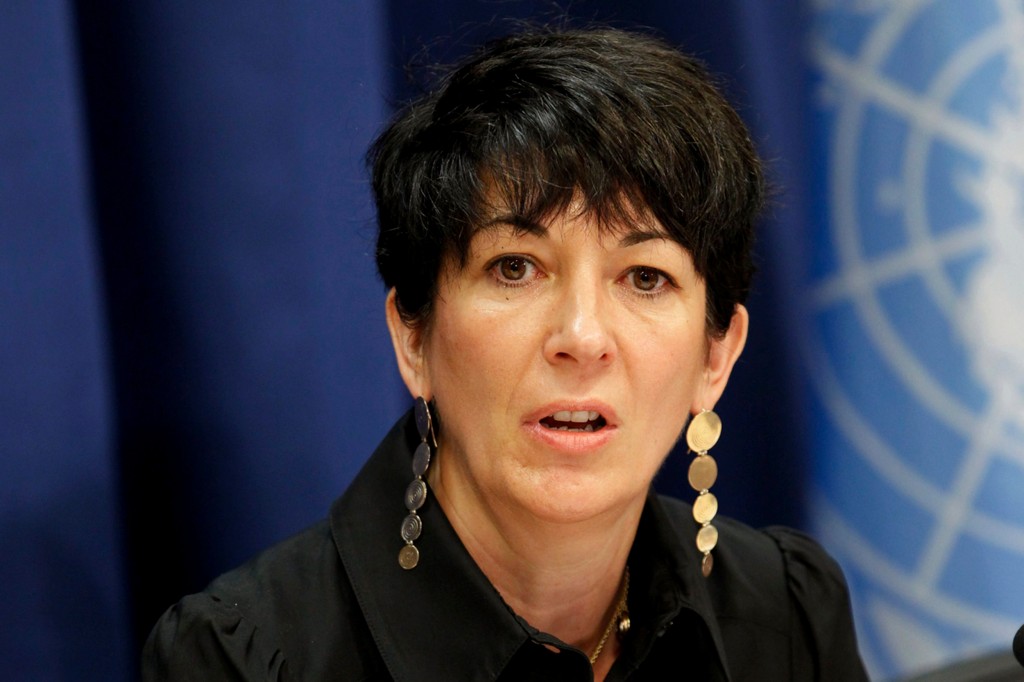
[388,206,747,525]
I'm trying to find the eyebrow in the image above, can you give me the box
[482,216,670,247]
[481,215,548,237]
[617,230,670,247]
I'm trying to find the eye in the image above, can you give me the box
[627,266,671,293]
[499,256,529,281]
[489,255,537,285]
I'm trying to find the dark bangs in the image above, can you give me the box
[371,29,764,336]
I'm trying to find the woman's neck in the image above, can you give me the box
[428,457,642,678]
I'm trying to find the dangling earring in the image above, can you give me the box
[686,409,721,577]
[398,397,436,570]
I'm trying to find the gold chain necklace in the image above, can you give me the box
[589,566,631,665]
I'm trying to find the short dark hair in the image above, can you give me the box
[370,27,764,337]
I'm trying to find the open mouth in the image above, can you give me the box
[539,410,607,432]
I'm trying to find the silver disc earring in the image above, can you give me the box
[686,409,722,577]
[398,397,435,570]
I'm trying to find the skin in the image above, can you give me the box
[386,205,748,680]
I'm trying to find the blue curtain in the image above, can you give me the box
[2,3,127,678]
[4,1,1020,679]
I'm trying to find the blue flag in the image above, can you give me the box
[805,1,1024,677]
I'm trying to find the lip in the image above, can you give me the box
[523,400,619,454]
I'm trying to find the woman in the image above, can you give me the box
[144,27,868,681]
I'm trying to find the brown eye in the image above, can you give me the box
[499,256,529,281]
[631,267,663,292]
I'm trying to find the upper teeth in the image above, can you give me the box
[551,410,599,423]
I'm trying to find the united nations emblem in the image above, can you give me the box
[806,1,1024,677]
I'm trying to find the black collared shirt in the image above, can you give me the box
[144,413,868,681]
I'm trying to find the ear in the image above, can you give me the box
[385,288,432,400]
[693,304,748,413]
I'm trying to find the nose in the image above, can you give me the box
[543,281,616,367]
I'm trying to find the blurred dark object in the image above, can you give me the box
[900,650,1022,682]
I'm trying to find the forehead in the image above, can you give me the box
[472,196,675,248]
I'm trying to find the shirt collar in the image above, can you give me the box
[331,410,731,681]
[331,414,527,681]
[632,487,733,681]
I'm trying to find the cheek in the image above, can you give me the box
[634,330,709,422]
[635,321,706,378]
[426,305,532,404]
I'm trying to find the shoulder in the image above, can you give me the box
[715,517,853,621]
[142,589,282,681]
[655,496,868,680]
[203,519,342,617]
[142,520,385,681]
[656,496,793,622]
[655,495,849,613]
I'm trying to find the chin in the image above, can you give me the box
[513,473,637,525]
